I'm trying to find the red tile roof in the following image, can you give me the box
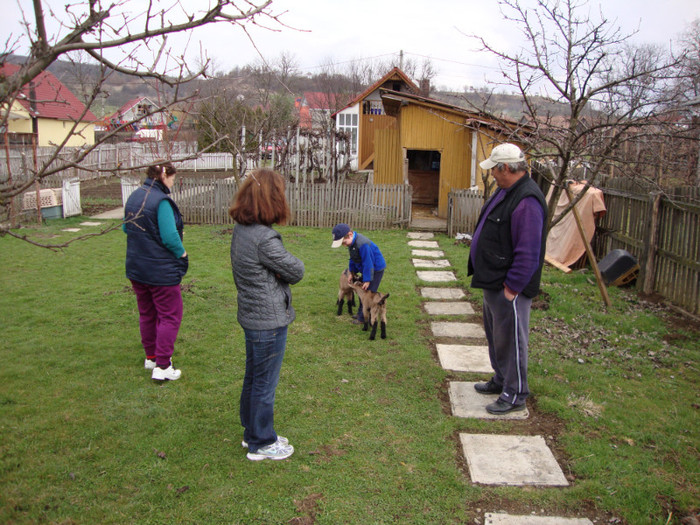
[302,91,351,110]
[1,63,97,122]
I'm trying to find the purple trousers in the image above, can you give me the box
[130,280,183,368]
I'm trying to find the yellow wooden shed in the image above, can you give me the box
[375,89,522,218]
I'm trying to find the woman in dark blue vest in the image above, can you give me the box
[124,161,189,381]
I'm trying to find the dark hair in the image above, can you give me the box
[229,169,290,226]
[146,161,177,182]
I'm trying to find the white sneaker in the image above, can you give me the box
[242,436,288,449]
[144,359,156,370]
[152,365,181,381]
[246,438,294,461]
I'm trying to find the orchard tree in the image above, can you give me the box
[468,0,681,226]
[0,0,286,242]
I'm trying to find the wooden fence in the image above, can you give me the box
[168,178,412,230]
[446,188,484,237]
[595,178,700,315]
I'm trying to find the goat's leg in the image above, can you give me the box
[380,307,387,339]
[361,302,369,331]
[369,321,378,340]
[348,293,355,316]
[336,298,344,316]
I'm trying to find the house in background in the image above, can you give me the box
[0,63,97,147]
[298,91,352,131]
[100,96,173,137]
[375,89,524,219]
[332,68,419,171]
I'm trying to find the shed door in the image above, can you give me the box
[407,149,441,207]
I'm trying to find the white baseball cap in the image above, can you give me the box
[479,143,526,170]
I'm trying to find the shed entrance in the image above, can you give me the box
[407,149,441,211]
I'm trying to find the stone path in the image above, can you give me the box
[409,231,592,524]
[59,209,122,234]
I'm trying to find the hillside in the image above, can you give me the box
[7,55,572,120]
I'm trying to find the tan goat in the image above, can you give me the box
[337,269,356,316]
[349,280,390,340]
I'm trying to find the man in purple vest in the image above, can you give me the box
[468,143,547,415]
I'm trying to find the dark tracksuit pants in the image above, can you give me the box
[482,288,531,406]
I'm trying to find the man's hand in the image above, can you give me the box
[504,284,517,301]
[362,282,370,291]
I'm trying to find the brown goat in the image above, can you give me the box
[349,280,390,340]
[337,269,356,316]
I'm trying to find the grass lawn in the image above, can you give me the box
[0,219,698,524]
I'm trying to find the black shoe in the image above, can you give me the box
[351,319,363,325]
[474,379,502,395]
[485,399,526,415]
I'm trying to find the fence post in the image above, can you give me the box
[447,191,453,237]
[640,191,662,294]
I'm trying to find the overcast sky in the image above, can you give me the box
[3,0,699,91]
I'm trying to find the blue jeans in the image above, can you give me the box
[240,326,288,452]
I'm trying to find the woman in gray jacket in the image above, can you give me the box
[229,169,305,461]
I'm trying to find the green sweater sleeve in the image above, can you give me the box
[157,199,186,258]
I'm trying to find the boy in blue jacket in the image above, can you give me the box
[331,223,386,324]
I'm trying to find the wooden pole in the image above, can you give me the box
[565,182,611,307]
[642,192,662,294]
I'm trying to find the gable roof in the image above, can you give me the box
[107,96,163,121]
[332,67,420,117]
[0,63,97,122]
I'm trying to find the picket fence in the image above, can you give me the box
[163,178,412,230]
[446,188,484,237]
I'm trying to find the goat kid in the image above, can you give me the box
[349,280,390,340]
[336,269,356,316]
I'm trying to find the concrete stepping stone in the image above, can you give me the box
[485,513,592,525]
[420,287,465,300]
[436,344,490,372]
[80,221,103,226]
[459,433,569,486]
[431,322,484,338]
[62,228,81,232]
[407,232,434,239]
[412,249,444,258]
[425,302,474,315]
[412,259,451,268]
[408,240,440,248]
[449,382,529,420]
[417,271,456,282]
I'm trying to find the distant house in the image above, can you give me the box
[375,89,525,218]
[332,68,419,171]
[0,63,97,147]
[298,91,352,131]
[101,96,170,133]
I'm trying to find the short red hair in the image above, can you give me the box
[229,169,290,226]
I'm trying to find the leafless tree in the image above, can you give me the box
[0,0,287,245]
[466,0,683,226]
